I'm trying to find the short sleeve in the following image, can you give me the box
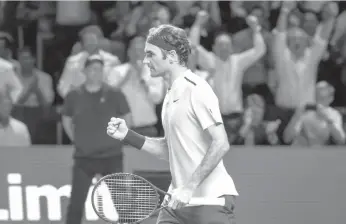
[191,84,223,130]
[61,91,76,117]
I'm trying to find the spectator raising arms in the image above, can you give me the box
[272,1,338,109]
[189,10,266,144]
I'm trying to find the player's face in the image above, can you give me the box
[143,42,170,77]
[84,62,104,86]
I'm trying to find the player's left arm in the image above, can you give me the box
[187,84,230,191]
[186,122,230,191]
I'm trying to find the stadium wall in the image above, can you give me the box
[0,146,344,224]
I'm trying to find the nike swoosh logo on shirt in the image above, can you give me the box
[173,99,179,103]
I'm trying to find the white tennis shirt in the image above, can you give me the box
[162,70,238,198]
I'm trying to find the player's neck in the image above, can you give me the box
[166,66,189,89]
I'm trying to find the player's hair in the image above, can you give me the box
[147,24,192,66]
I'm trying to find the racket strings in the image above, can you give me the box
[94,173,160,223]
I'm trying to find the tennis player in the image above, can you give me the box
[107,24,238,224]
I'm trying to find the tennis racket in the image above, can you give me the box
[91,172,225,224]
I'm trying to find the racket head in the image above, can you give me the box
[91,172,163,224]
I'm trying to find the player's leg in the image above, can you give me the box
[176,195,236,224]
[65,159,94,224]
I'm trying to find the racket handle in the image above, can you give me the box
[188,197,225,206]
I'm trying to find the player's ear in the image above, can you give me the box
[167,50,179,63]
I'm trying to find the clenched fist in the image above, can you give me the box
[107,117,129,140]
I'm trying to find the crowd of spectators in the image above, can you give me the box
[1,1,346,147]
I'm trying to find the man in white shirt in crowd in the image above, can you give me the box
[57,29,120,98]
[189,10,266,144]
[109,36,164,136]
[12,47,54,144]
[268,1,338,137]
[107,24,237,224]
[283,81,345,146]
[0,88,31,146]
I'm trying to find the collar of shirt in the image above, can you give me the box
[168,69,192,92]
[167,69,192,100]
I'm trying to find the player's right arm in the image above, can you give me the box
[107,117,169,161]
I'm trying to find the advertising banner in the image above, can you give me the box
[0,146,345,224]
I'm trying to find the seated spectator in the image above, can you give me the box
[108,36,164,136]
[0,33,23,103]
[0,88,31,146]
[239,94,281,145]
[11,47,54,144]
[283,81,346,146]
[57,31,120,98]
